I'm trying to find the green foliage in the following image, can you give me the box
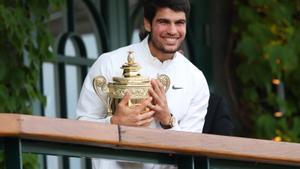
[0,152,40,169]
[233,0,300,142]
[0,0,63,114]
[0,0,65,168]
[23,153,40,169]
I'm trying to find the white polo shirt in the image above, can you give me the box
[76,37,210,169]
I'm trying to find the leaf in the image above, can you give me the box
[234,0,300,142]
[292,118,300,141]
[256,114,276,139]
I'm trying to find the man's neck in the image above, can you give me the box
[148,41,175,62]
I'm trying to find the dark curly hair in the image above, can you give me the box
[140,0,190,40]
[143,0,190,23]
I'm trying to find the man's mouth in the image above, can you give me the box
[163,37,178,44]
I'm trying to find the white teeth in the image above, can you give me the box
[165,37,177,43]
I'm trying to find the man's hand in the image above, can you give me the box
[111,92,155,127]
[148,79,172,126]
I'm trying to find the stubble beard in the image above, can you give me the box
[149,34,182,54]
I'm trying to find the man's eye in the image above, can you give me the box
[159,21,168,24]
[176,21,186,25]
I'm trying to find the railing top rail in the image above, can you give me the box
[0,113,300,166]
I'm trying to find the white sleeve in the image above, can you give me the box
[76,54,112,124]
[169,73,210,133]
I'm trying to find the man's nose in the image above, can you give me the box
[167,23,177,35]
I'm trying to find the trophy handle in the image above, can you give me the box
[93,75,109,106]
[93,76,113,115]
[107,97,113,115]
[157,74,170,92]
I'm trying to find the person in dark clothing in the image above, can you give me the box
[202,92,234,136]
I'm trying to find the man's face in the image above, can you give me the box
[145,8,186,56]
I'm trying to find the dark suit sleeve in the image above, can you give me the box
[202,93,234,136]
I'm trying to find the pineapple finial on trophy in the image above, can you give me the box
[127,51,135,65]
[121,51,141,78]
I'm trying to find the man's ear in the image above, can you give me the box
[144,18,151,32]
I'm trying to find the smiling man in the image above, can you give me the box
[145,8,186,60]
[76,0,210,168]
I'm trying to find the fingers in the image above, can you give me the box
[157,80,165,93]
[149,79,167,105]
[148,87,161,104]
[151,79,163,95]
[136,111,155,126]
[114,109,155,127]
[119,92,131,106]
[134,97,153,112]
[139,110,155,120]
[147,103,160,112]
[139,117,154,127]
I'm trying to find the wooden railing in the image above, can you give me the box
[0,113,300,169]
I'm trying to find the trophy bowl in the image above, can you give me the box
[93,51,170,116]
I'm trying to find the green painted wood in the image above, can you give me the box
[4,138,23,169]
[82,0,110,53]
[85,159,92,169]
[1,137,300,169]
[49,55,95,66]
[177,155,195,169]
[195,157,209,169]
[187,0,213,85]
[103,0,130,50]
[128,1,143,42]
[0,138,3,150]
[21,139,176,165]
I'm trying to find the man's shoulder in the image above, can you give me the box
[175,52,204,75]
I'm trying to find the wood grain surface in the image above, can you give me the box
[0,113,299,166]
[0,113,119,147]
[119,125,300,166]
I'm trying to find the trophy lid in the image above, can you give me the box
[112,51,150,85]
